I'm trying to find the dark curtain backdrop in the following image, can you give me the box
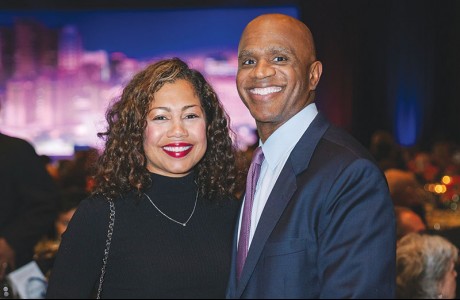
[2,0,459,150]
[299,0,460,150]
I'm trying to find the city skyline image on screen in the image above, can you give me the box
[0,6,298,156]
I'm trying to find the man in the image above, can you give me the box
[226,14,396,298]
[394,206,426,240]
[0,126,58,279]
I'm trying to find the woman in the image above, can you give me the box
[46,58,240,298]
[397,233,458,299]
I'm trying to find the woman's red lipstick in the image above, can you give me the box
[162,143,193,158]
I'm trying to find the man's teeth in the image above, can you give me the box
[250,87,282,96]
[163,146,192,152]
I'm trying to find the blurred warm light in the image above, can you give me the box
[434,184,447,194]
[442,176,452,185]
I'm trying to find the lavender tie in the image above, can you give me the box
[236,146,264,280]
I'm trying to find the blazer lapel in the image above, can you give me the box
[227,211,239,299]
[235,112,330,297]
[236,161,297,297]
[289,112,330,175]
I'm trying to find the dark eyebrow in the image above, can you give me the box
[150,105,199,112]
[238,50,254,60]
[151,106,171,112]
[238,46,295,59]
[182,105,199,111]
[267,46,295,56]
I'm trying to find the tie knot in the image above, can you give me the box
[251,146,264,166]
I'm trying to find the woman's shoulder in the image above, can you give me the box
[77,194,111,212]
[69,194,115,227]
[75,193,135,218]
[56,195,112,250]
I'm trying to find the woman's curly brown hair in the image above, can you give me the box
[92,58,239,201]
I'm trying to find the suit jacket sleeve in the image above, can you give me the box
[318,158,396,299]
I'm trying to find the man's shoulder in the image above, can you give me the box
[320,124,375,162]
[288,113,378,175]
[0,132,36,154]
[298,123,380,177]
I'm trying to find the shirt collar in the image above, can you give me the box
[260,103,318,171]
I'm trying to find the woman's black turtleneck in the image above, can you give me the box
[46,172,239,299]
[144,172,200,226]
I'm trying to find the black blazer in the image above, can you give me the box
[0,133,58,267]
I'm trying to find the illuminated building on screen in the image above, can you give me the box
[0,19,255,156]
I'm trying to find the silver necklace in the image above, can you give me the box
[144,192,198,227]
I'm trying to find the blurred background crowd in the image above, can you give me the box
[4,129,460,298]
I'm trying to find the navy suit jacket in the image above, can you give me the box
[226,113,396,299]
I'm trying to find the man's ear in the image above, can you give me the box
[308,61,323,90]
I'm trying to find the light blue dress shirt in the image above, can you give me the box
[238,103,319,246]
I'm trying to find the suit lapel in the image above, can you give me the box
[227,210,240,299]
[236,161,297,297]
[235,112,330,297]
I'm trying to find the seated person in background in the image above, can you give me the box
[431,141,456,178]
[385,168,431,224]
[56,147,99,192]
[397,233,458,299]
[408,152,440,184]
[39,155,59,181]
[34,188,88,279]
[425,226,460,299]
[394,206,426,240]
[369,130,406,171]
